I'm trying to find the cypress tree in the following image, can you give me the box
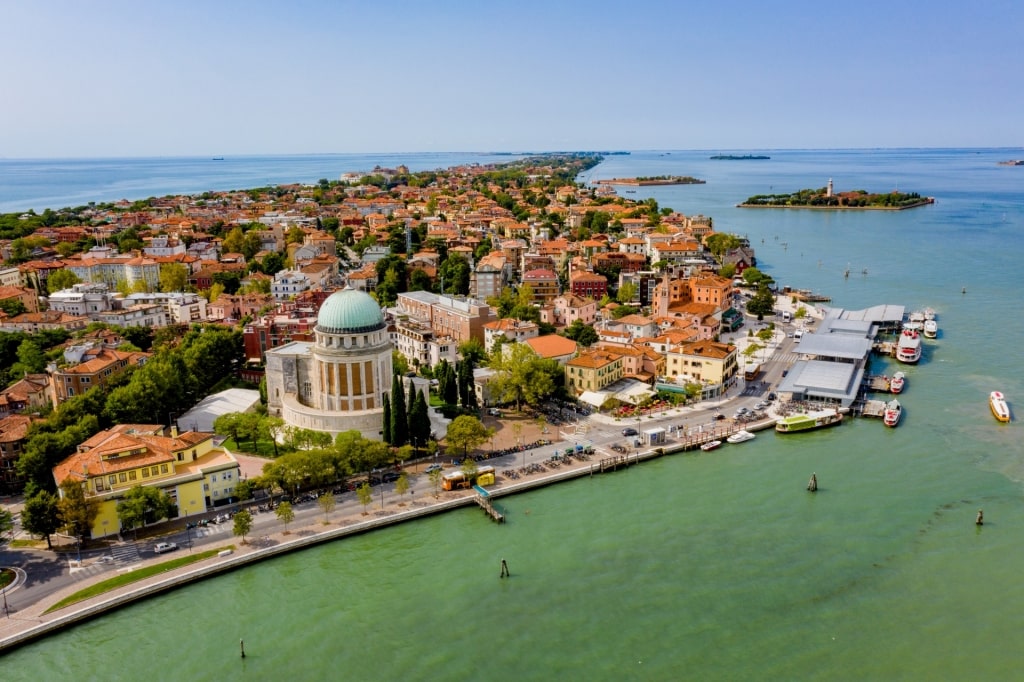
[410,390,430,449]
[382,392,392,444]
[443,362,458,405]
[407,381,417,443]
[391,375,408,446]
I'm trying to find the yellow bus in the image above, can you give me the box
[441,465,496,491]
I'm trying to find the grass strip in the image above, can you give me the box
[45,546,234,613]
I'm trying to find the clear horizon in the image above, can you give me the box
[2,0,1022,157]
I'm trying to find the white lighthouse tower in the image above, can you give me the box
[826,178,833,198]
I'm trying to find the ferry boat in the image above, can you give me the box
[700,440,722,452]
[896,329,922,364]
[775,410,844,434]
[989,391,1011,423]
[726,430,756,444]
[923,319,938,338]
[883,399,902,427]
[890,371,905,394]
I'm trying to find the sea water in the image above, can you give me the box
[4,149,1024,680]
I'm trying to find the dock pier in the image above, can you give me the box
[473,486,504,523]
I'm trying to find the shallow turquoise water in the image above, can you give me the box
[4,148,1024,680]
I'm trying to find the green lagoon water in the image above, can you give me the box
[5,149,1024,680]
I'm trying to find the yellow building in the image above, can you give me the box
[665,341,738,386]
[52,424,241,538]
[565,350,624,395]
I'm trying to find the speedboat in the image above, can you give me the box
[726,430,756,444]
[896,329,922,364]
[890,372,905,394]
[923,319,938,339]
[883,399,902,427]
[700,440,722,452]
[990,391,1011,423]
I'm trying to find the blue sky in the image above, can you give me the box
[2,0,1021,157]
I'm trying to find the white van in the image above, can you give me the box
[782,311,792,323]
[793,329,803,342]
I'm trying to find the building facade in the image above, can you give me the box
[265,289,392,440]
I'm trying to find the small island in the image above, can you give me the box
[594,175,705,186]
[997,159,1024,166]
[710,154,770,160]
[739,180,934,210]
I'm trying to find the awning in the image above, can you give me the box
[578,390,611,408]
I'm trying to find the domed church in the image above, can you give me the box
[265,288,393,439]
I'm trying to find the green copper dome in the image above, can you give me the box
[316,289,385,334]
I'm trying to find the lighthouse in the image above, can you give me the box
[826,178,833,198]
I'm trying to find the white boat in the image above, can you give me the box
[989,391,1011,423]
[726,430,756,444]
[896,329,922,364]
[923,307,936,321]
[890,371,905,394]
[700,440,722,451]
[883,399,902,427]
[923,319,938,338]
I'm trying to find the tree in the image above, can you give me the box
[563,319,598,347]
[458,358,478,410]
[0,507,12,546]
[58,478,99,541]
[746,285,776,319]
[116,485,174,538]
[460,457,479,482]
[357,482,373,514]
[382,392,393,444]
[159,263,189,292]
[47,268,81,294]
[394,472,410,501]
[275,500,295,534]
[488,343,558,411]
[232,509,253,543]
[234,478,255,501]
[20,490,62,548]
[438,253,471,295]
[391,375,408,447]
[409,391,431,449]
[392,350,409,377]
[445,415,491,460]
[317,491,336,523]
[458,338,487,366]
[406,381,417,441]
[617,281,638,304]
[428,468,443,499]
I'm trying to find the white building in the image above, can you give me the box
[271,270,313,301]
[265,289,392,440]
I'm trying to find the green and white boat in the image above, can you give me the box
[775,410,844,433]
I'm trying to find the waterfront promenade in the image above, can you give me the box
[0,303,809,653]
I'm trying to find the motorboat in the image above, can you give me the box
[890,372,905,394]
[990,391,1011,423]
[896,329,922,364]
[923,319,938,338]
[883,399,902,427]
[700,440,722,451]
[726,430,756,444]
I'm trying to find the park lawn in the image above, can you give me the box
[45,546,234,613]
[220,436,280,458]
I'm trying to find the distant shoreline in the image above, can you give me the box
[594,176,705,186]
[737,198,935,211]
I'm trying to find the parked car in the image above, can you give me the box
[767,392,777,401]
[621,427,638,436]
[755,401,768,410]
[487,408,502,417]
[153,542,178,554]
[425,463,443,474]
[382,472,401,483]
